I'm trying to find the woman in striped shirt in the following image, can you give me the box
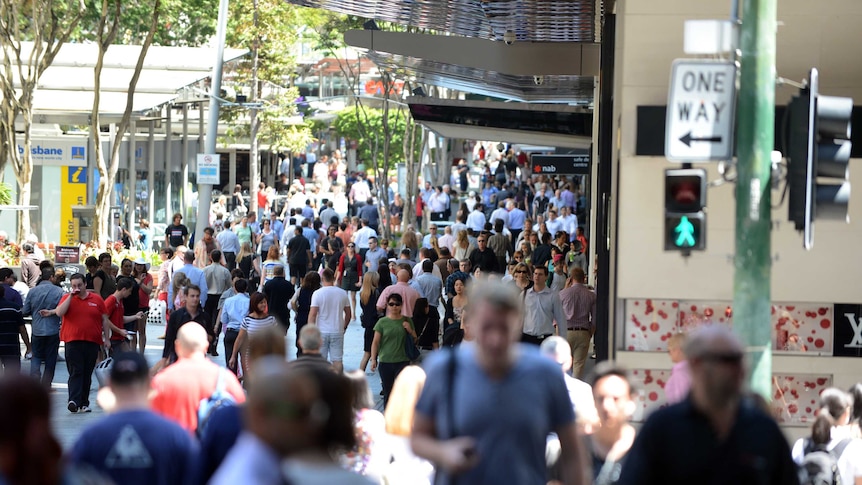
[229,291,277,379]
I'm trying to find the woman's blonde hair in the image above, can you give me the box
[384,365,427,436]
[456,230,470,248]
[359,271,379,305]
[237,241,254,260]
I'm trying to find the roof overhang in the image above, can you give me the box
[346,29,598,102]
[287,0,600,103]
[2,42,247,124]
[407,97,592,148]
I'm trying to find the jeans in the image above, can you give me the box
[320,332,344,362]
[30,334,60,387]
[224,329,239,373]
[65,340,99,407]
[378,361,409,408]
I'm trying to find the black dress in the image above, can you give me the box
[294,287,315,355]
[359,289,380,352]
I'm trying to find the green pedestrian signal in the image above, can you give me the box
[674,216,696,247]
[665,168,707,252]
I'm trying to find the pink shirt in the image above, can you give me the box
[664,360,692,404]
[376,282,420,316]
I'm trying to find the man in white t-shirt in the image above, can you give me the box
[308,269,352,374]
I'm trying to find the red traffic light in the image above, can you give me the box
[665,168,707,213]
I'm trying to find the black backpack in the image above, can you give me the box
[798,438,852,485]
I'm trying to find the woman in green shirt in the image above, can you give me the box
[370,293,417,408]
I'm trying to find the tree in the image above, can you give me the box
[223,0,313,212]
[78,0,217,46]
[89,0,162,245]
[0,0,86,239]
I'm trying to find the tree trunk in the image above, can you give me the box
[16,109,34,239]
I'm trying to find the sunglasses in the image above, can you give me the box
[388,302,402,307]
[514,270,527,274]
[348,245,355,248]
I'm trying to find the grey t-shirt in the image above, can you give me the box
[415,343,575,485]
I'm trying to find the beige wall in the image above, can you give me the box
[612,0,862,414]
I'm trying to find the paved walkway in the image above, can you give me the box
[28,292,592,451]
[30,294,381,451]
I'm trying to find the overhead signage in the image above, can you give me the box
[666,59,736,162]
[196,153,220,185]
[530,154,591,175]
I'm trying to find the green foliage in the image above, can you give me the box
[76,0,217,46]
[218,1,314,153]
[226,0,298,85]
[0,182,13,205]
[331,104,416,168]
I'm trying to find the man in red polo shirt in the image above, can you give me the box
[42,273,124,413]
[104,278,144,355]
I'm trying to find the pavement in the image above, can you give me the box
[24,291,381,451]
[26,290,593,451]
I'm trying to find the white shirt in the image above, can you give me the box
[310,285,350,333]
[412,259,442,279]
[792,427,862,485]
[429,192,448,213]
[466,210,486,233]
[564,374,598,424]
[489,207,509,228]
[353,226,377,249]
[350,180,372,202]
[545,217,563,235]
[561,214,579,238]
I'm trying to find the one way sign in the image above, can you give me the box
[665,59,736,162]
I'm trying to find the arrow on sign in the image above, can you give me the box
[679,132,723,147]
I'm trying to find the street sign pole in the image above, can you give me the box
[734,0,776,401]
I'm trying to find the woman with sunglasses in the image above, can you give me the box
[337,242,363,318]
[370,293,416,407]
[257,219,279,261]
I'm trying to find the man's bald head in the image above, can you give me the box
[175,323,208,358]
[396,269,411,283]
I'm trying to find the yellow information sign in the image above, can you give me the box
[61,166,86,245]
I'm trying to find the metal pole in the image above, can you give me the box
[249,0,260,217]
[734,0,776,400]
[195,0,229,243]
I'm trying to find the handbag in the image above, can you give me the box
[94,355,113,388]
[403,320,420,361]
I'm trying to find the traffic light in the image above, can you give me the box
[665,168,707,251]
[787,68,853,250]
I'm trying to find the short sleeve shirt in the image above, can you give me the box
[415,344,575,485]
[166,224,189,248]
[373,316,414,363]
[59,292,107,344]
[309,286,349,333]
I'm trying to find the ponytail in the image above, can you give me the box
[811,407,835,446]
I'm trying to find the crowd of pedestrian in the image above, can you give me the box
[1,143,861,485]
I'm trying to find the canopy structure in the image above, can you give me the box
[287,0,601,104]
[3,42,248,124]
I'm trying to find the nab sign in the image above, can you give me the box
[665,60,736,162]
[530,154,591,176]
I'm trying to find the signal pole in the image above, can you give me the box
[734,0,777,399]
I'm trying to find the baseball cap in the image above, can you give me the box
[110,352,149,386]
